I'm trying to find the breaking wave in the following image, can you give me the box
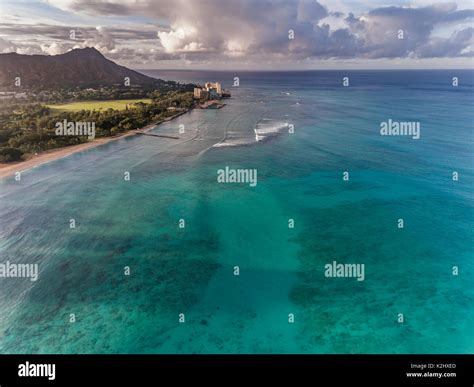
[254,119,289,142]
[212,119,289,149]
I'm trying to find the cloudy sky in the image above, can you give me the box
[0,0,473,69]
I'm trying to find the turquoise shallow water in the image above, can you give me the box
[0,70,473,353]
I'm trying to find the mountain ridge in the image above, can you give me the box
[0,47,161,89]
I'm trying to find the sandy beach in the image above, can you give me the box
[0,110,189,180]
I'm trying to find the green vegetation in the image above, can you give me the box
[47,99,153,114]
[0,147,23,162]
[0,83,195,114]
[0,91,195,162]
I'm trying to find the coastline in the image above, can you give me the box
[0,109,190,180]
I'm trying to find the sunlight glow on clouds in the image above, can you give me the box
[158,26,204,53]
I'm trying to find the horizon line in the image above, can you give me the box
[136,68,474,72]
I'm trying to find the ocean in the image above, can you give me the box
[0,70,473,354]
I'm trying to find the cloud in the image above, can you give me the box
[346,2,474,58]
[0,37,45,55]
[82,26,116,53]
[41,41,69,55]
[3,0,474,65]
[0,23,163,58]
[417,27,473,57]
[157,26,205,53]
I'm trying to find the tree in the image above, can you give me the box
[0,147,23,162]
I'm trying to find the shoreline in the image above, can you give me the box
[0,109,190,180]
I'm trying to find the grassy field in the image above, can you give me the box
[47,99,152,114]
